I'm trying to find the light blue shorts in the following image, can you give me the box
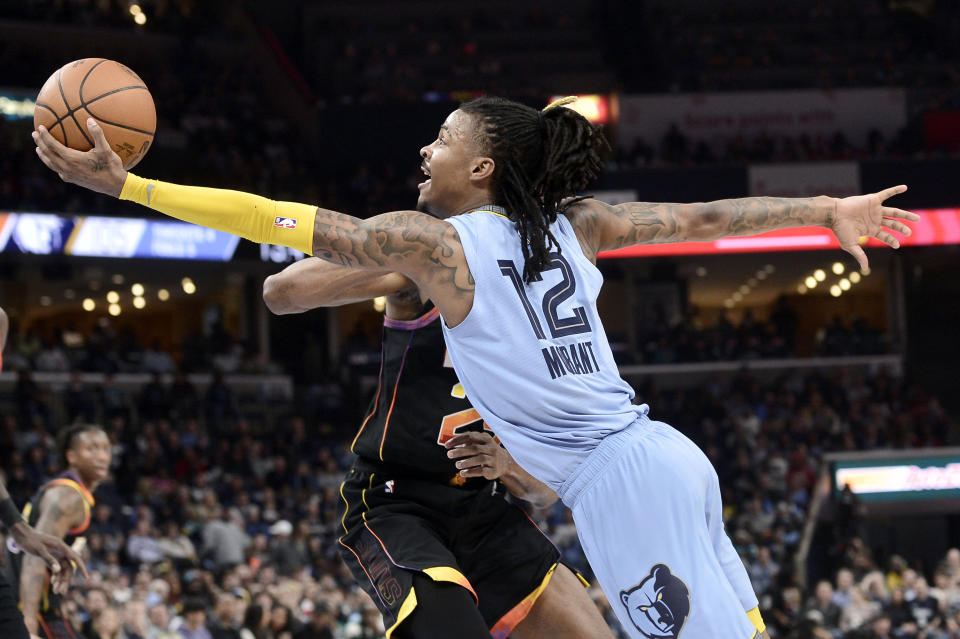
[559,416,759,639]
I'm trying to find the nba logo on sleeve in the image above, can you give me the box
[620,564,691,638]
[274,216,298,229]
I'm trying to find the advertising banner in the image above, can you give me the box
[619,89,906,148]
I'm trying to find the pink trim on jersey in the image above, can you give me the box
[383,307,440,331]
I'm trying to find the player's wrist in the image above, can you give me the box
[118,172,143,201]
[0,496,21,529]
[818,195,838,228]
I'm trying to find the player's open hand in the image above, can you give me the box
[445,431,507,480]
[10,521,88,593]
[832,185,918,270]
[32,118,127,198]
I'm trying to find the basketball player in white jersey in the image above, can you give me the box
[34,98,916,638]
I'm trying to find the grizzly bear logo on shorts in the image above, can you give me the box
[620,564,691,638]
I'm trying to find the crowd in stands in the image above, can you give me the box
[1,333,954,638]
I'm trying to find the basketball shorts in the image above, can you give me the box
[337,460,560,639]
[0,570,29,639]
[558,416,760,639]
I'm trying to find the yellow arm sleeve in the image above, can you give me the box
[747,606,766,634]
[119,173,316,254]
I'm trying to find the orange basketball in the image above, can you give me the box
[34,58,156,170]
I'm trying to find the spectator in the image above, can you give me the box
[294,600,335,639]
[239,605,270,639]
[749,546,780,597]
[908,577,942,630]
[180,599,213,639]
[128,518,166,565]
[840,587,880,634]
[147,603,178,639]
[202,508,250,574]
[803,580,842,632]
[209,593,242,639]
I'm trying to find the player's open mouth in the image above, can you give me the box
[418,163,431,190]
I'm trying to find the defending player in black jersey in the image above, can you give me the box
[265,260,615,639]
[3,424,111,639]
[1,307,88,639]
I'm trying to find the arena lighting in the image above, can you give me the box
[40,296,51,306]
[131,283,144,296]
[724,299,734,309]
[797,284,808,295]
[157,288,170,301]
[373,296,386,312]
[832,262,845,275]
[129,3,141,15]
[756,270,767,280]
[764,265,775,273]
[830,285,842,297]
[133,296,146,309]
[732,291,743,302]
[82,298,95,312]
[849,272,861,284]
[108,303,122,316]
[814,269,826,282]
[182,278,196,295]
[739,285,750,295]
[839,278,851,291]
[134,12,146,25]
[547,94,610,125]
[805,276,817,289]
[106,290,120,304]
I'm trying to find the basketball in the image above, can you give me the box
[34,58,156,170]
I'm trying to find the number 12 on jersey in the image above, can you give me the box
[498,252,591,339]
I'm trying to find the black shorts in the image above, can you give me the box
[0,570,28,639]
[337,461,560,638]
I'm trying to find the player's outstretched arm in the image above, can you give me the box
[565,187,918,270]
[34,119,473,322]
[263,258,415,314]
[444,432,559,508]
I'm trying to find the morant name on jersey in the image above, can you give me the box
[541,340,601,380]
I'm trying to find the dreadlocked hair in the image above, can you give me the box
[459,96,609,282]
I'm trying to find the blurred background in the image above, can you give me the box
[1,0,959,637]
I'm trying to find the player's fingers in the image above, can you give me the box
[65,551,88,580]
[33,126,68,159]
[38,547,60,573]
[459,467,486,478]
[446,445,483,459]
[874,230,900,249]
[877,184,907,201]
[843,244,869,271]
[86,118,110,151]
[881,218,912,236]
[882,207,920,222]
[455,455,493,471]
[445,432,492,448]
[454,455,488,470]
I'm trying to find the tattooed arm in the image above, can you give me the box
[564,186,918,270]
[262,258,415,314]
[309,207,474,324]
[19,487,85,635]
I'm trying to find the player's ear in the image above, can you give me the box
[469,156,495,183]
